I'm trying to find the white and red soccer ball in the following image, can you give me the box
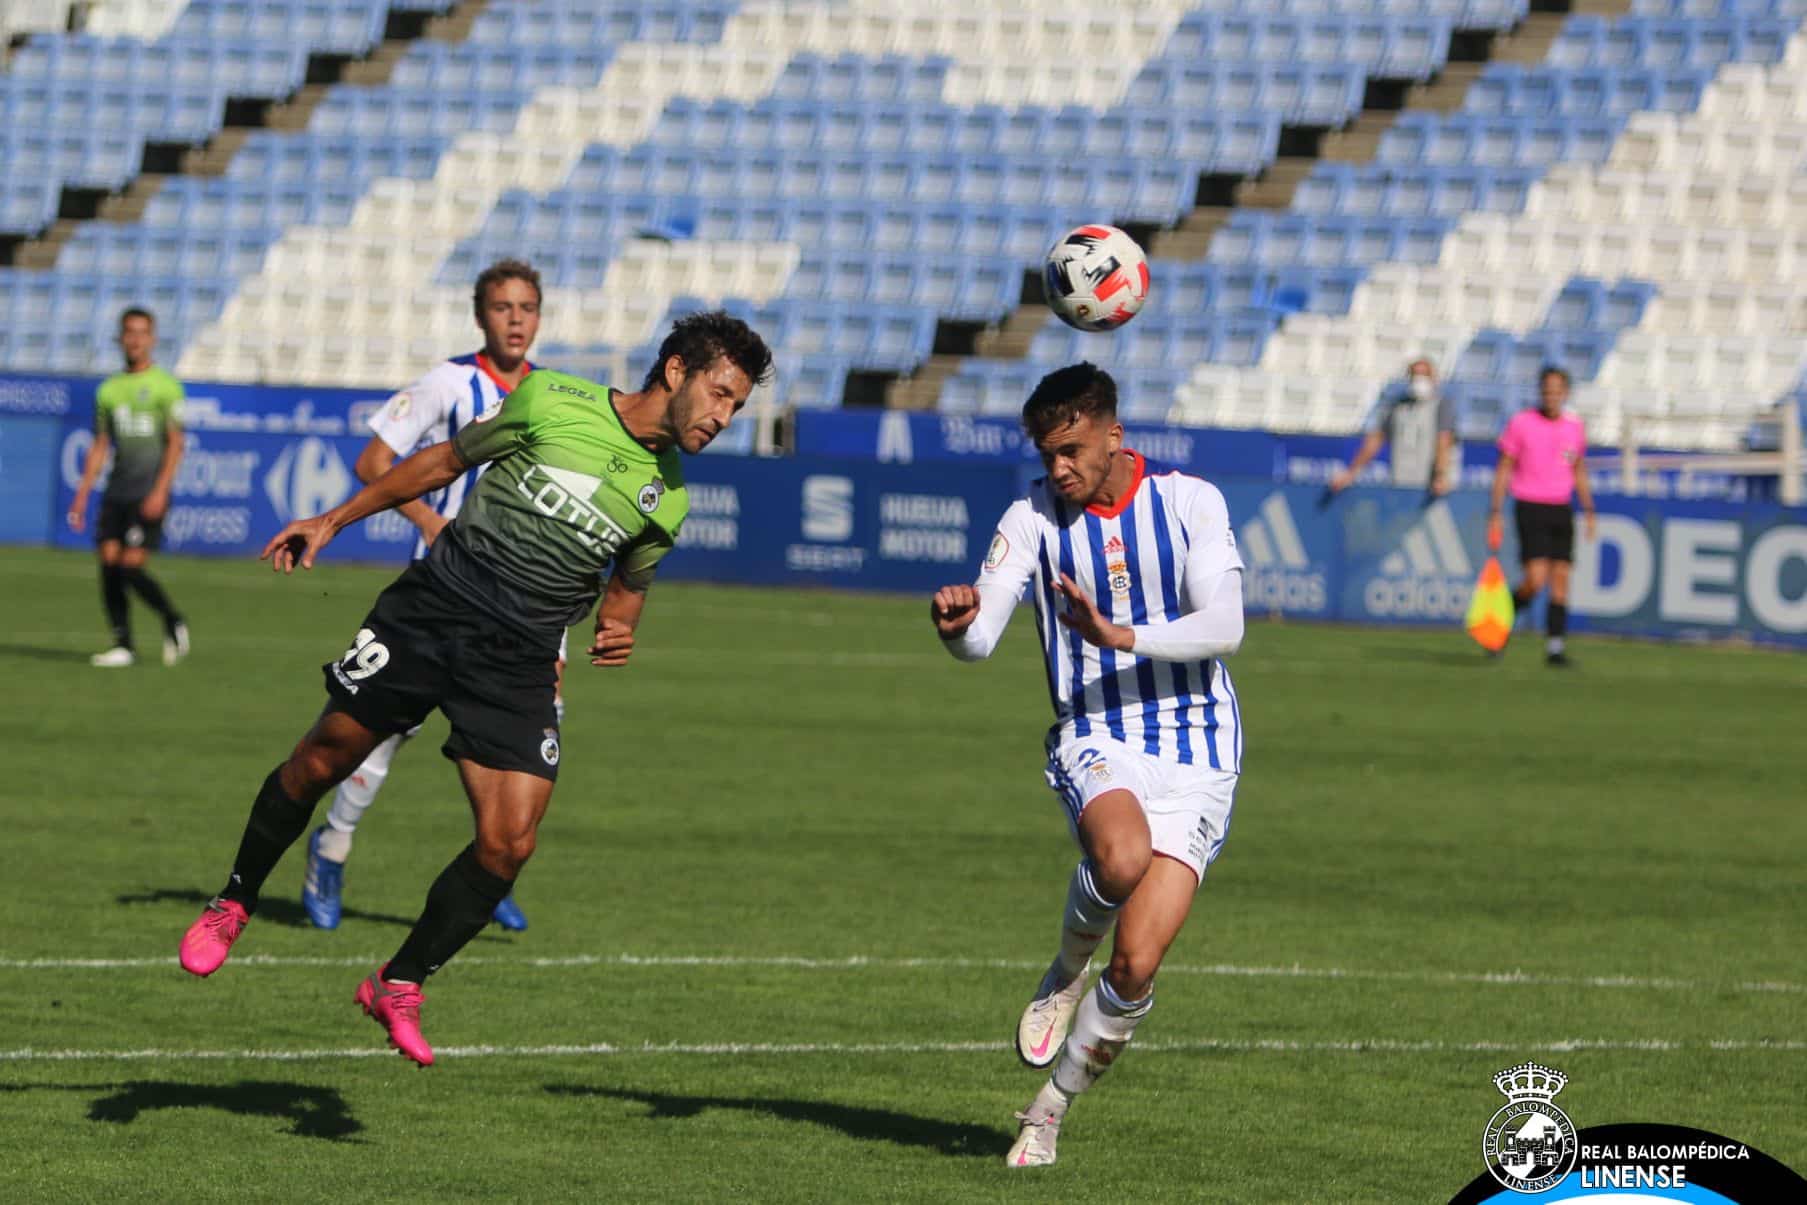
[1042,224,1150,332]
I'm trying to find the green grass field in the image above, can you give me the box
[1,546,1801,1203]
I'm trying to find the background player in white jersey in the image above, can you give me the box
[930,363,1247,1169]
[301,259,545,932]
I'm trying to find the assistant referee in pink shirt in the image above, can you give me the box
[1487,367,1596,666]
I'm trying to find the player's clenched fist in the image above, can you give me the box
[589,616,635,667]
[931,585,981,639]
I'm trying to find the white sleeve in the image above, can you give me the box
[1127,480,1246,662]
[367,367,456,456]
[943,500,1038,662]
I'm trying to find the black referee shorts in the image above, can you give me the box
[321,562,564,781]
[1514,500,1575,565]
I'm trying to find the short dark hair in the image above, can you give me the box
[473,258,542,314]
[1539,365,1571,387]
[120,307,155,329]
[642,310,774,392]
[1021,362,1118,442]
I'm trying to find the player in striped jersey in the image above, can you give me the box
[931,363,1246,1169]
[300,259,545,932]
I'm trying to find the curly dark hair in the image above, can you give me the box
[472,258,542,315]
[642,310,774,392]
[1021,362,1118,442]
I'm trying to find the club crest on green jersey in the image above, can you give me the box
[637,478,666,514]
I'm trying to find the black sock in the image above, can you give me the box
[1547,602,1568,639]
[386,845,514,983]
[101,565,131,649]
[219,768,317,913]
[122,567,181,631]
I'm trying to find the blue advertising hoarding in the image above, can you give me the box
[49,423,420,564]
[791,409,1755,503]
[1222,483,1807,645]
[6,373,1802,647]
[659,456,1021,594]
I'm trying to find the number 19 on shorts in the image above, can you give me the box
[332,627,390,694]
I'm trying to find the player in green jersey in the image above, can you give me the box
[67,308,191,668]
[177,312,772,1064]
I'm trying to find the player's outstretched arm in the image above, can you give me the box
[262,441,466,572]
[1069,481,1245,661]
[355,436,450,545]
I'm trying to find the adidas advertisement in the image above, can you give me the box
[1218,484,1807,647]
[1341,497,1478,623]
[1225,488,1334,617]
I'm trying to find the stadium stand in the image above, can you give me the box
[0,0,1802,452]
[1161,7,1807,449]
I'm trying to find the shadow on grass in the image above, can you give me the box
[114,886,509,940]
[545,1084,1010,1158]
[88,1080,363,1140]
[0,642,94,664]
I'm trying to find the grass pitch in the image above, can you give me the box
[1,547,1801,1203]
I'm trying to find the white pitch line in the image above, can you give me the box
[3,1037,1804,1065]
[0,951,1800,996]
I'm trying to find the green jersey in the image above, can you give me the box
[433,369,688,632]
[95,366,184,501]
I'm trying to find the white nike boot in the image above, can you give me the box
[1016,958,1090,1068]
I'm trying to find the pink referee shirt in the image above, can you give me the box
[1497,409,1585,505]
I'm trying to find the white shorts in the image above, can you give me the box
[1044,734,1238,883]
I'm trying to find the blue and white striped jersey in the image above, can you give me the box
[968,452,1245,772]
[367,352,533,560]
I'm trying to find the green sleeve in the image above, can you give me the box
[93,382,110,436]
[452,374,538,466]
[164,373,186,426]
[614,528,675,592]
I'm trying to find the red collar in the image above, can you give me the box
[476,352,531,396]
[1086,450,1145,518]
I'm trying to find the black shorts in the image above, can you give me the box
[322,561,564,781]
[1514,500,1575,564]
[96,498,162,550]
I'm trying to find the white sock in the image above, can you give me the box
[315,826,352,862]
[1051,976,1153,1098]
[1025,1078,1074,1124]
[1546,636,1565,655]
[1056,860,1122,981]
[326,731,408,843]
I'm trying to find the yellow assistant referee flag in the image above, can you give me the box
[1465,556,1515,652]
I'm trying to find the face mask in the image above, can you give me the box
[1408,375,1435,402]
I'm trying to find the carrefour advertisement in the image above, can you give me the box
[49,423,420,563]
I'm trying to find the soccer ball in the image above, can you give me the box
[1042,224,1150,333]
